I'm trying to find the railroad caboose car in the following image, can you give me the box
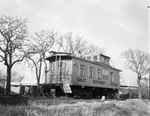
[45,51,121,98]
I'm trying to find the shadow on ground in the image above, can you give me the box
[0,95,28,105]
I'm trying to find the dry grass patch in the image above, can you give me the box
[0,105,27,116]
[114,99,150,116]
[0,99,149,116]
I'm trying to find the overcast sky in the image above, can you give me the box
[0,0,149,85]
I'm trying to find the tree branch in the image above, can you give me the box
[11,55,25,68]
[122,49,149,77]
[0,46,5,53]
[0,54,4,62]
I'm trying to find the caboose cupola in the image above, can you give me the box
[83,54,110,65]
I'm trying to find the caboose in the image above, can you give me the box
[45,51,121,98]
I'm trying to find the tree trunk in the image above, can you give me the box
[137,76,142,99]
[5,66,11,95]
[37,79,41,96]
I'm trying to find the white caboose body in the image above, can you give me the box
[45,52,121,98]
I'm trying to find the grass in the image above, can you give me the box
[0,99,149,116]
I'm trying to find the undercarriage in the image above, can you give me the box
[42,84,118,99]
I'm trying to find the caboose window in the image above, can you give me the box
[93,56,97,62]
[87,57,91,61]
[110,72,114,82]
[102,69,109,80]
[97,69,102,79]
[89,67,94,78]
[80,64,85,77]
[104,58,109,64]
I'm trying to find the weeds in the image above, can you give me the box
[0,99,149,116]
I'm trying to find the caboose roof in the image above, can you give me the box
[46,54,73,61]
[84,53,110,59]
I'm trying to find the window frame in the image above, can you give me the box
[87,57,91,61]
[102,68,109,80]
[97,69,102,79]
[93,56,97,62]
[110,72,114,82]
[89,66,94,78]
[79,64,85,77]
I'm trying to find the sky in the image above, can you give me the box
[0,0,149,85]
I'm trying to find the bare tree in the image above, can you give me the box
[122,49,150,99]
[57,32,87,55]
[11,71,24,82]
[57,32,104,56]
[26,30,57,95]
[0,15,29,95]
[0,70,23,82]
[83,44,105,55]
